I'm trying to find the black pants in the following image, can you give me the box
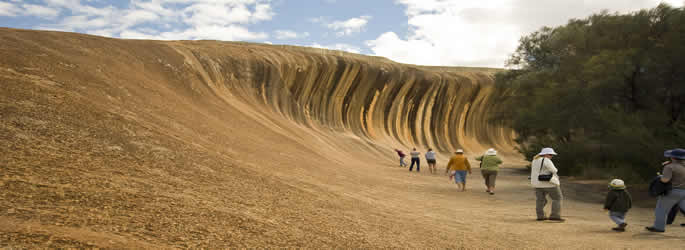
[409,158,420,172]
[667,203,685,224]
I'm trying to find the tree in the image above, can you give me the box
[495,4,685,180]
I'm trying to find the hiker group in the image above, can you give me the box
[393,147,685,233]
[395,147,502,194]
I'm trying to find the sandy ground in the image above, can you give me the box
[1,28,684,248]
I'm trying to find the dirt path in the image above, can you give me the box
[272,154,685,249]
[419,168,679,248]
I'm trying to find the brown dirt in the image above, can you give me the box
[1,28,684,248]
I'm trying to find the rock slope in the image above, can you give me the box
[0,28,528,248]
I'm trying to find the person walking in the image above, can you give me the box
[446,149,471,192]
[646,148,685,233]
[394,149,407,167]
[604,179,632,232]
[476,148,502,195]
[531,147,564,222]
[426,148,437,174]
[409,148,421,172]
[666,203,685,226]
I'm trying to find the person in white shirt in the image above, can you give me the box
[425,148,437,174]
[409,148,421,172]
[530,147,564,222]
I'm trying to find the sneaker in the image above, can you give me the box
[645,227,665,232]
[548,218,565,222]
[619,223,627,229]
[611,227,625,232]
[536,218,547,221]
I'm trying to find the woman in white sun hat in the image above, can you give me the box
[530,147,564,222]
[476,148,502,195]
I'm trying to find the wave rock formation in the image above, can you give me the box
[223,46,516,155]
[2,28,517,158]
[1,28,523,248]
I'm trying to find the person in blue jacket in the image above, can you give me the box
[646,148,685,232]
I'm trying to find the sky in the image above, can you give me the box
[1,0,683,68]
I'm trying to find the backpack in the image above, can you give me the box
[648,175,672,197]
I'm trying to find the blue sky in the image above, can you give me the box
[1,0,683,67]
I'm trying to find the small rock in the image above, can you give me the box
[14,133,30,140]
[106,146,123,151]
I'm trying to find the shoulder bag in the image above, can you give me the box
[538,158,553,181]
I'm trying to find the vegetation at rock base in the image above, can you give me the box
[494,4,685,180]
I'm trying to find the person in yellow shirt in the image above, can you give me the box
[445,149,472,192]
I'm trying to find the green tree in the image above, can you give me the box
[495,4,685,180]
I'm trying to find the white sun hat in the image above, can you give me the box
[485,148,497,156]
[538,147,557,156]
[456,149,464,153]
[609,179,626,189]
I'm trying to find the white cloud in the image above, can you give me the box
[326,15,371,36]
[274,30,308,39]
[114,9,162,30]
[183,3,252,25]
[368,0,685,68]
[0,2,20,16]
[123,10,159,24]
[43,0,78,7]
[22,4,61,19]
[170,24,268,41]
[309,43,361,54]
[366,1,517,67]
[253,3,274,21]
[60,15,110,30]
[366,32,437,66]
[121,25,268,41]
[132,0,176,17]
[274,30,297,39]
[308,16,326,23]
[25,0,274,42]
[44,0,115,17]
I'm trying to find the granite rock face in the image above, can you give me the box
[1,28,516,155]
[171,42,517,156]
[0,28,520,248]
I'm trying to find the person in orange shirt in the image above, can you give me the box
[445,149,472,192]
